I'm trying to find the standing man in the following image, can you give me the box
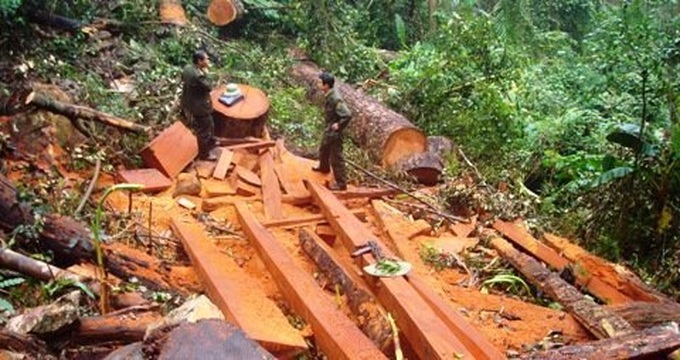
[181,50,216,160]
[313,72,352,191]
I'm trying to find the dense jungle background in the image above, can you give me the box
[0,0,679,303]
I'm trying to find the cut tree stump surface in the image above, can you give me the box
[235,203,388,360]
[140,121,198,178]
[306,181,498,360]
[211,85,269,120]
[116,168,171,193]
[170,218,307,357]
[493,220,631,305]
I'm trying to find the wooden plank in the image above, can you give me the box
[371,200,504,360]
[212,148,234,180]
[489,235,635,339]
[202,179,237,198]
[115,168,171,193]
[170,218,307,357]
[261,209,366,228]
[299,228,391,351]
[274,163,309,197]
[234,203,388,360]
[543,233,673,304]
[282,187,399,206]
[258,150,284,220]
[493,220,631,305]
[223,140,275,152]
[236,166,261,187]
[522,325,680,360]
[140,121,197,178]
[305,181,484,360]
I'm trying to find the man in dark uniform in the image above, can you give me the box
[313,72,352,191]
[181,50,216,160]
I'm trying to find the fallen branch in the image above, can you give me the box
[25,91,150,133]
[74,158,102,216]
[0,247,86,284]
[346,158,468,223]
[0,329,51,357]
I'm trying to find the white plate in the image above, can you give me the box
[363,261,412,277]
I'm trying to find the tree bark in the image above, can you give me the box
[26,91,150,133]
[489,236,635,339]
[0,330,51,357]
[290,61,427,168]
[66,308,161,346]
[609,301,680,330]
[394,151,443,186]
[522,325,680,360]
[207,0,246,26]
[427,135,454,159]
[299,228,392,352]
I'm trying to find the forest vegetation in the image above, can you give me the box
[0,0,679,313]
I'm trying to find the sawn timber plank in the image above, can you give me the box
[305,181,478,360]
[234,203,387,360]
[170,218,307,357]
[258,149,284,219]
[212,148,234,180]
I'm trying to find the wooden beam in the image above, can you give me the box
[259,149,284,219]
[489,236,635,339]
[212,149,234,180]
[260,209,365,229]
[305,181,487,360]
[234,203,387,360]
[170,218,307,357]
[223,140,276,152]
[493,220,631,305]
[543,233,674,304]
[282,187,399,206]
[522,325,680,360]
[370,200,504,360]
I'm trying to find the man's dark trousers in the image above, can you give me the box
[318,131,346,188]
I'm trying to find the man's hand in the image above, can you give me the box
[331,122,339,131]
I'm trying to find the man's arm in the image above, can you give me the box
[334,101,352,131]
[195,69,212,92]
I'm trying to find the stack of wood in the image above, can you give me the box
[290,61,456,186]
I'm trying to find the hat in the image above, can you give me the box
[223,83,241,97]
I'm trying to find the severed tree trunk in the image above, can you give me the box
[394,151,443,186]
[427,135,454,159]
[522,325,680,360]
[65,308,161,346]
[290,61,427,168]
[207,0,245,26]
[159,0,187,26]
[25,91,150,133]
[489,236,635,340]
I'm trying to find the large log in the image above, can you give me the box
[299,228,392,351]
[25,91,150,133]
[207,0,245,26]
[159,0,187,26]
[66,307,161,346]
[394,151,442,186]
[522,325,680,360]
[290,62,427,168]
[489,236,635,339]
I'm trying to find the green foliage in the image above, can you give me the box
[481,273,532,298]
[419,244,461,271]
[0,276,25,316]
[42,278,95,300]
[0,0,22,17]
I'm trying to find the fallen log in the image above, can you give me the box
[65,307,161,346]
[0,330,51,357]
[0,247,86,284]
[489,236,635,339]
[394,151,443,186]
[235,204,388,360]
[207,0,245,26]
[609,301,680,330]
[290,62,427,168]
[159,0,187,26]
[493,220,631,305]
[25,91,150,133]
[299,228,392,351]
[542,233,674,304]
[427,135,455,159]
[522,324,680,360]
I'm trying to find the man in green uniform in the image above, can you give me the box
[313,72,352,191]
[181,50,216,160]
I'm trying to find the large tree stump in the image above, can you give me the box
[207,0,245,26]
[210,85,270,138]
[290,62,427,168]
